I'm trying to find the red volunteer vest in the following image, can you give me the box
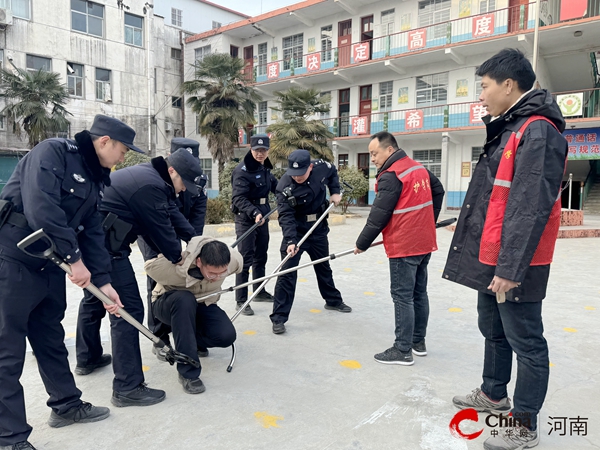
[378,156,437,258]
[479,115,562,266]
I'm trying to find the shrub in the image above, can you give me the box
[338,166,370,214]
[205,197,233,224]
[114,150,151,170]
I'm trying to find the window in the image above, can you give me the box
[95,68,111,101]
[26,55,51,73]
[71,0,104,37]
[200,159,212,189]
[258,101,267,125]
[212,20,221,29]
[475,71,483,99]
[283,33,303,71]
[379,81,393,112]
[418,0,451,39]
[195,45,211,64]
[125,13,143,47]
[381,9,395,35]
[171,8,182,27]
[479,0,496,13]
[338,154,349,169]
[171,48,182,60]
[319,91,331,119]
[0,115,5,131]
[0,49,3,70]
[471,146,483,176]
[67,63,84,97]
[416,72,448,107]
[321,25,332,62]
[257,43,267,76]
[172,96,182,108]
[54,123,71,139]
[413,149,442,177]
[0,0,30,19]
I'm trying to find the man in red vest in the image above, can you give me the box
[355,131,444,365]
[444,49,568,450]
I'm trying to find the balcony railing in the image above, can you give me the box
[250,3,538,84]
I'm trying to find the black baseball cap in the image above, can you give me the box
[89,114,144,154]
[168,148,205,193]
[287,149,311,176]
[171,137,200,158]
[251,134,270,150]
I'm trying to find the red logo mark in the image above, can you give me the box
[449,408,484,440]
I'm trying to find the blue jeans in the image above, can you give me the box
[389,253,431,352]
[477,292,549,430]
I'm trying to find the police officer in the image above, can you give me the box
[270,150,351,335]
[138,137,207,361]
[76,148,202,408]
[0,114,134,449]
[231,134,278,316]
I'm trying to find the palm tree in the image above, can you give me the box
[0,68,71,148]
[267,87,334,163]
[182,53,261,182]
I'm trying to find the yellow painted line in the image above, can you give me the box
[141,272,146,276]
[448,307,462,312]
[298,278,308,282]
[438,269,443,272]
[584,306,596,310]
[549,362,555,367]
[243,330,257,335]
[563,327,578,333]
[343,268,352,272]
[364,292,376,296]
[254,411,283,428]
[309,309,322,313]
[377,261,384,264]
[66,332,76,338]
[142,365,150,372]
[339,360,361,369]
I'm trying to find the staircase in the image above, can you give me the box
[583,176,600,215]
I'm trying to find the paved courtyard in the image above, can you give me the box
[18,210,600,450]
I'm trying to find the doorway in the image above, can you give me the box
[359,85,372,134]
[243,46,253,81]
[508,0,529,32]
[360,15,373,60]
[338,19,352,67]
[339,89,350,137]
[357,153,370,205]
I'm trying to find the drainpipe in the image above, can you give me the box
[146,7,153,155]
[532,0,541,73]
[180,30,185,138]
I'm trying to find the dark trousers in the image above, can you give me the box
[234,219,270,303]
[270,222,343,324]
[137,238,171,343]
[0,257,81,446]
[389,253,431,352]
[76,256,145,392]
[152,290,236,379]
[477,292,549,430]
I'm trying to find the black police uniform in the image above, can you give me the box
[0,131,111,446]
[231,142,278,306]
[270,158,345,325]
[76,156,196,394]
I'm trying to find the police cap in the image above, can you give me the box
[168,148,205,193]
[171,138,200,158]
[287,149,311,176]
[251,134,270,150]
[89,114,145,154]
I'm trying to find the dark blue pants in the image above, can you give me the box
[0,256,82,446]
[152,290,236,379]
[270,222,343,324]
[389,253,431,352]
[76,256,145,392]
[477,292,549,430]
[234,219,270,303]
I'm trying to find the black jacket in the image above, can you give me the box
[100,157,195,263]
[0,131,112,286]
[178,189,207,235]
[231,151,278,222]
[443,90,568,301]
[356,149,445,251]
[276,160,340,246]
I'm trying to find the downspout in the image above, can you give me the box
[180,30,185,137]
[147,9,153,154]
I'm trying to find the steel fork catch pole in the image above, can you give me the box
[231,207,278,248]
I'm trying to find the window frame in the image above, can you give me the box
[418,0,451,39]
[379,81,393,112]
[413,149,442,177]
[171,7,182,27]
[26,54,52,73]
[95,67,111,102]
[124,12,143,47]
[321,25,333,62]
[257,42,268,76]
[194,45,211,64]
[416,72,449,111]
[171,96,182,109]
[1,0,31,20]
[71,0,104,38]
[479,0,497,13]
[67,62,84,98]
[282,33,304,71]
[212,20,221,29]
[338,154,349,169]
[200,158,212,189]
[471,146,484,176]
[171,47,182,60]
[381,9,395,35]
[258,101,268,125]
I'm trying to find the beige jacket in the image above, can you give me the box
[144,236,243,305]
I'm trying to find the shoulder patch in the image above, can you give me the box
[242,165,247,171]
[72,173,86,183]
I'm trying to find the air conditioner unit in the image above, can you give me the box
[165,121,172,132]
[0,8,13,26]
[104,83,112,102]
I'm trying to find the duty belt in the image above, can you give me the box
[5,211,29,229]
[251,198,268,205]
[295,212,321,223]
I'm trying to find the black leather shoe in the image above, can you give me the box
[111,383,166,407]
[253,290,274,302]
[272,322,286,334]
[236,302,254,316]
[74,354,112,375]
[1,442,37,450]
[197,347,209,358]
[47,401,110,428]
[324,302,352,313]
[178,374,206,394]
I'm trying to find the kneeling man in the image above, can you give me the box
[145,237,243,393]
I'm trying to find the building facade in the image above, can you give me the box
[184,0,600,207]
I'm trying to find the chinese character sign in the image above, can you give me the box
[352,42,370,63]
[267,62,279,80]
[408,29,426,51]
[563,127,600,160]
[307,53,321,72]
[472,14,494,37]
[351,117,368,135]
[470,103,488,123]
[405,110,424,130]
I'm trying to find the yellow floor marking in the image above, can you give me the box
[298,278,308,282]
[243,330,257,335]
[364,292,376,296]
[438,269,443,273]
[254,411,283,428]
[563,327,578,333]
[549,362,555,367]
[339,360,361,369]
[584,306,596,311]
[344,268,352,272]
[66,332,76,338]
[448,307,462,312]
[141,272,146,276]
[377,261,384,264]
[309,309,322,313]
[142,365,150,372]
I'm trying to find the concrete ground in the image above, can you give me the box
[19,209,600,450]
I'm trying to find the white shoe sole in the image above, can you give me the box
[374,357,414,366]
[412,349,427,357]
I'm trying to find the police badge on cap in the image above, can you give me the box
[251,134,270,150]
[287,149,311,176]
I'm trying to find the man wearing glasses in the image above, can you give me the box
[231,134,278,315]
[145,237,243,394]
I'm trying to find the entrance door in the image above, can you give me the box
[508,0,529,32]
[338,89,350,137]
[338,19,352,67]
[357,153,370,205]
[360,15,373,60]
[359,85,372,134]
[243,46,253,81]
